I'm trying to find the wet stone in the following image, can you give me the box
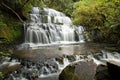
[59,59,97,80]
[55,57,64,64]
[95,65,111,80]
[107,60,120,80]
[66,55,76,62]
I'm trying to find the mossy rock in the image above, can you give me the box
[0,71,4,79]
[59,65,80,80]
[59,59,97,80]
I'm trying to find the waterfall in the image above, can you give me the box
[23,7,85,48]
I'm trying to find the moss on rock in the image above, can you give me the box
[59,59,97,80]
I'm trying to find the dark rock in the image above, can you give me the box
[107,60,120,80]
[66,55,76,62]
[74,30,79,41]
[55,57,64,64]
[47,59,58,69]
[45,59,58,73]
[95,65,111,80]
[59,59,97,80]
[26,70,39,80]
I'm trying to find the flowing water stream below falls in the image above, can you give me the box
[2,43,120,80]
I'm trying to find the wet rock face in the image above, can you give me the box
[95,65,111,80]
[66,55,76,62]
[107,61,120,80]
[59,59,97,80]
[0,57,21,75]
[3,57,59,80]
[2,63,21,75]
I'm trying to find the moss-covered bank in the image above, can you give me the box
[0,11,24,53]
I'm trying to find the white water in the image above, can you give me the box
[3,50,120,80]
[56,57,70,71]
[22,7,85,49]
[88,51,120,66]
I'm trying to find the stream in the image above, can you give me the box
[1,43,120,80]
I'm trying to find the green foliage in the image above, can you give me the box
[0,0,76,19]
[0,12,22,44]
[22,1,32,19]
[73,0,105,27]
[0,52,11,56]
[72,0,120,44]
[0,72,4,79]
[1,0,74,19]
[43,0,74,16]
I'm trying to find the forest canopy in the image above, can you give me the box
[72,0,120,44]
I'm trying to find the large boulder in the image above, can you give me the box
[0,61,21,75]
[107,60,120,80]
[95,60,120,80]
[95,65,111,80]
[59,59,97,80]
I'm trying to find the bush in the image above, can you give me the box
[0,72,4,79]
[72,0,120,44]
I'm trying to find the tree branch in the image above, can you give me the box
[1,2,24,23]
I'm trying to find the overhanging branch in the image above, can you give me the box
[1,2,24,23]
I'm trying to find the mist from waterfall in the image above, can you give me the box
[23,7,85,48]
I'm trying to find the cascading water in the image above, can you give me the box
[3,50,120,80]
[23,7,85,48]
[88,50,120,65]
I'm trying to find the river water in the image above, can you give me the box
[2,43,120,80]
[14,43,105,62]
[12,43,107,80]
